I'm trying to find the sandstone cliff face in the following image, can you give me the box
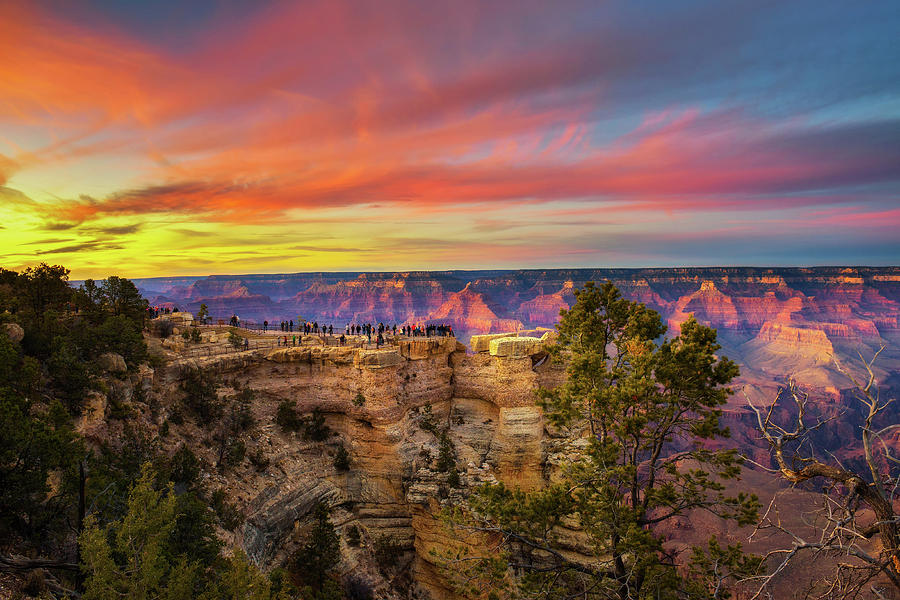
[147,331,564,599]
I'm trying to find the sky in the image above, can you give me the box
[1,0,898,279]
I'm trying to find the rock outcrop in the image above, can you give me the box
[148,328,567,599]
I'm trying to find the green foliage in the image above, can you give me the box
[96,315,147,368]
[275,400,303,432]
[98,276,148,326]
[435,433,456,473]
[179,367,221,423]
[168,491,222,565]
[211,488,244,531]
[289,503,340,592]
[372,535,404,572]
[228,329,244,349]
[197,303,209,324]
[343,575,374,600]
[79,464,180,600]
[418,403,438,434]
[303,408,331,442]
[333,444,351,471]
[352,392,366,407]
[168,444,202,489]
[218,439,246,471]
[79,465,283,600]
[249,446,271,472]
[190,327,202,343]
[448,282,761,599]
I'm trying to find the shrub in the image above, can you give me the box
[218,439,245,471]
[107,385,132,420]
[435,433,456,473]
[447,466,461,488]
[418,403,438,434]
[181,330,191,341]
[275,400,302,432]
[179,367,221,423]
[333,444,350,471]
[228,330,243,349]
[303,408,331,442]
[373,535,403,571]
[155,319,175,338]
[190,327,201,343]
[168,409,184,426]
[229,389,255,433]
[352,392,365,407]
[249,447,270,472]
[211,489,243,531]
[169,445,201,489]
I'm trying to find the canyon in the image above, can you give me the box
[105,267,900,597]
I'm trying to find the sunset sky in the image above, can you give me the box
[1,0,898,279]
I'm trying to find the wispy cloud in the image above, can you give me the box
[1,0,897,277]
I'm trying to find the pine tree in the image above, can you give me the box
[447,282,760,599]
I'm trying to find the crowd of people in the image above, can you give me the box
[265,319,454,349]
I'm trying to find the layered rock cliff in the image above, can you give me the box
[142,332,566,599]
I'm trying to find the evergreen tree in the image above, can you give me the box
[290,503,340,594]
[447,282,760,599]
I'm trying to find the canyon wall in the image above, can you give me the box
[146,333,567,599]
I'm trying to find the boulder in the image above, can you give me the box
[355,349,403,369]
[3,322,24,343]
[170,311,195,325]
[489,336,544,358]
[98,352,127,373]
[470,333,516,353]
[266,347,311,363]
[399,337,458,360]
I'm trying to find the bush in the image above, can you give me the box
[333,444,350,471]
[107,385,132,420]
[418,403,438,434]
[435,433,456,473]
[211,489,243,531]
[179,367,221,423]
[249,447,270,472]
[352,392,365,407]
[190,327,201,343]
[229,389,255,433]
[181,330,191,341]
[303,408,331,442]
[218,439,245,471]
[373,535,404,571]
[447,466,461,488]
[228,330,243,349]
[155,319,175,338]
[169,445,201,489]
[275,400,302,432]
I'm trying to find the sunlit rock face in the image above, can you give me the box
[141,329,567,598]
